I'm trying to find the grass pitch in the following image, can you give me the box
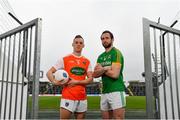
[30,96,146,111]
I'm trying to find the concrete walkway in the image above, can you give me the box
[35,110,146,119]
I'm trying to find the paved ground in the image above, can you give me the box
[34,110,146,119]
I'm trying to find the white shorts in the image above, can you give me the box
[101,91,126,111]
[60,98,87,113]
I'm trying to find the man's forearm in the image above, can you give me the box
[46,71,55,83]
[78,77,93,85]
[104,65,120,79]
[104,70,119,79]
[93,69,105,78]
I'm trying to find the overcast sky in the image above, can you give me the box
[8,0,180,81]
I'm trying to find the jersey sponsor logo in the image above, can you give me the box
[70,67,86,75]
[101,61,111,66]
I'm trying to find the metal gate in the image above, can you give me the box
[0,18,42,119]
[143,18,180,119]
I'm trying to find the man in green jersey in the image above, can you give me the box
[93,30,126,119]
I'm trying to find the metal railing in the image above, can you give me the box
[0,18,42,119]
[143,18,180,119]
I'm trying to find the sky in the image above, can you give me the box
[6,0,180,82]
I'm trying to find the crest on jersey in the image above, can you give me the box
[82,61,86,65]
[65,102,69,107]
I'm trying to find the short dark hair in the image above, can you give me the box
[74,35,83,39]
[101,30,114,40]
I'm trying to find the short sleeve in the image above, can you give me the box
[53,57,64,70]
[87,62,92,72]
[97,55,101,63]
[112,50,123,65]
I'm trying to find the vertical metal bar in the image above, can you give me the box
[143,18,154,118]
[167,33,175,119]
[31,18,42,119]
[179,35,180,119]
[0,39,2,71]
[179,35,180,48]
[0,38,6,118]
[26,27,33,118]
[22,29,28,78]
[9,34,16,119]
[4,36,12,119]
[160,30,168,119]
[14,32,22,119]
[20,29,28,119]
[0,39,2,73]
[153,28,160,119]
[0,39,3,118]
[173,34,180,119]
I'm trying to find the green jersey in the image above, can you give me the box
[97,47,125,93]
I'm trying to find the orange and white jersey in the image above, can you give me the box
[53,54,92,100]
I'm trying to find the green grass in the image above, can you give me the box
[87,96,100,110]
[39,96,60,110]
[126,96,146,110]
[29,96,146,111]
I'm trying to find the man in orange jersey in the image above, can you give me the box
[46,35,93,119]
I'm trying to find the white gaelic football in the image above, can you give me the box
[54,69,69,84]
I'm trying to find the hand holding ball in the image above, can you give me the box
[54,69,69,84]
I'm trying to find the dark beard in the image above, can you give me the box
[103,42,112,49]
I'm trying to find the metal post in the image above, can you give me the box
[31,18,42,119]
[166,33,175,119]
[153,28,160,119]
[173,34,180,118]
[143,18,154,118]
[26,26,33,118]
[160,30,168,119]
[14,32,22,119]
[0,38,7,119]
[9,34,16,119]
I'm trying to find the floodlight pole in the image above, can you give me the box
[8,12,23,25]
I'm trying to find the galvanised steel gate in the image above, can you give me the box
[143,18,180,119]
[0,18,42,119]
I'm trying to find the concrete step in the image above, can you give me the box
[27,110,147,119]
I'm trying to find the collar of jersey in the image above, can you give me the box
[105,47,114,54]
[71,53,83,58]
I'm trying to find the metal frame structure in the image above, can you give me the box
[143,18,180,119]
[0,18,42,119]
